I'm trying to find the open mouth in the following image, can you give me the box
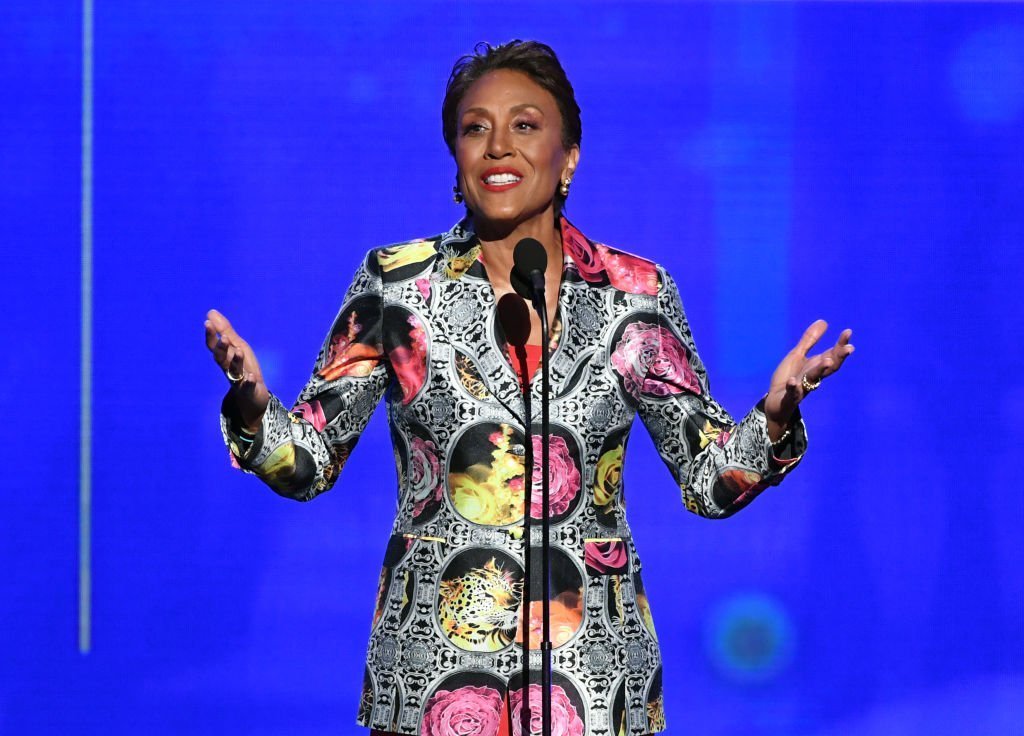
[481,168,523,191]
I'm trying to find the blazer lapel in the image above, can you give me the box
[431,221,527,422]
[529,218,613,406]
[429,217,622,424]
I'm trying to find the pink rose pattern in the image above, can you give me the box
[611,322,702,399]
[292,400,327,432]
[421,685,503,736]
[595,244,659,296]
[560,219,606,284]
[416,277,432,301]
[226,220,802,736]
[561,218,659,296]
[584,539,628,576]
[409,435,443,518]
[509,684,585,736]
[529,434,581,519]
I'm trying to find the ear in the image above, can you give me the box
[562,145,580,182]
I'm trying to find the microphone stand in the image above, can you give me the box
[525,275,553,736]
[537,296,552,736]
[515,344,534,736]
[497,294,535,736]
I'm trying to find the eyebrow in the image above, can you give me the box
[460,103,546,118]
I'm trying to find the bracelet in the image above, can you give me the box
[770,427,792,449]
[237,424,258,442]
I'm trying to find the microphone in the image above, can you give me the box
[497,293,532,392]
[511,238,547,311]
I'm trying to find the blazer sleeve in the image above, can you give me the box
[220,250,390,501]
[634,267,807,518]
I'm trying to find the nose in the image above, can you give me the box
[485,126,513,159]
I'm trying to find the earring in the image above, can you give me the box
[453,185,464,204]
[559,178,572,197]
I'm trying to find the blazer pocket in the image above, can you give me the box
[373,534,437,632]
[382,532,447,568]
[583,538,628,576]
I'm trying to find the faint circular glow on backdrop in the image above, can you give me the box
[704,592,795,683]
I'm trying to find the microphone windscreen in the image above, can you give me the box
[511,238,547,300]
[497,293,531,348]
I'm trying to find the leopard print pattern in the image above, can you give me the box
[438,557,522,652]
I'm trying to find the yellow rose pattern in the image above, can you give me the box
[594,443,624,509]
[449,424,526,526]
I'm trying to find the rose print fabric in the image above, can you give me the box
[529,434,581,519]
[222,217,807,735]
[611,323,702,398]
[510,684,585,736]
[422,685,504,736]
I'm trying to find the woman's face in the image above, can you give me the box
[455,68,579,231]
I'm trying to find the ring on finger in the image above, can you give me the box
[801,374,822,392]
[226,368,244,384]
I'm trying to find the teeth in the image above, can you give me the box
[485,173,521,185]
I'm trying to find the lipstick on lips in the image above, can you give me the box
[480,167,524,192]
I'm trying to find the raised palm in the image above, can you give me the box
[204,309,270,431]
[764,320,854,435]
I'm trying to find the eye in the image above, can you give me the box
[461,121,487,135]
[514,119,539,131]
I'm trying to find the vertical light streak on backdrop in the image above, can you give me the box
[713,4,793,378]
[79,0,94,654]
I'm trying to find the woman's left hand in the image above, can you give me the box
[764,320,854,438]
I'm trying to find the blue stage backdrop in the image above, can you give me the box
[2,2,1022,734]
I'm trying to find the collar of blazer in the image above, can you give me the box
[430,215,660,297]
[423,215,661,424]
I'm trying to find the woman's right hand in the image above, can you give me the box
[205,309,270,432]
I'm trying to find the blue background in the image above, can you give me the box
[2,2,1023,734]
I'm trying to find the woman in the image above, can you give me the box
[205,41,852,736]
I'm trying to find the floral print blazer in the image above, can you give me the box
[223,217,807,736]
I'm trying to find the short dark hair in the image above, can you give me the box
[442,40,582,157]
